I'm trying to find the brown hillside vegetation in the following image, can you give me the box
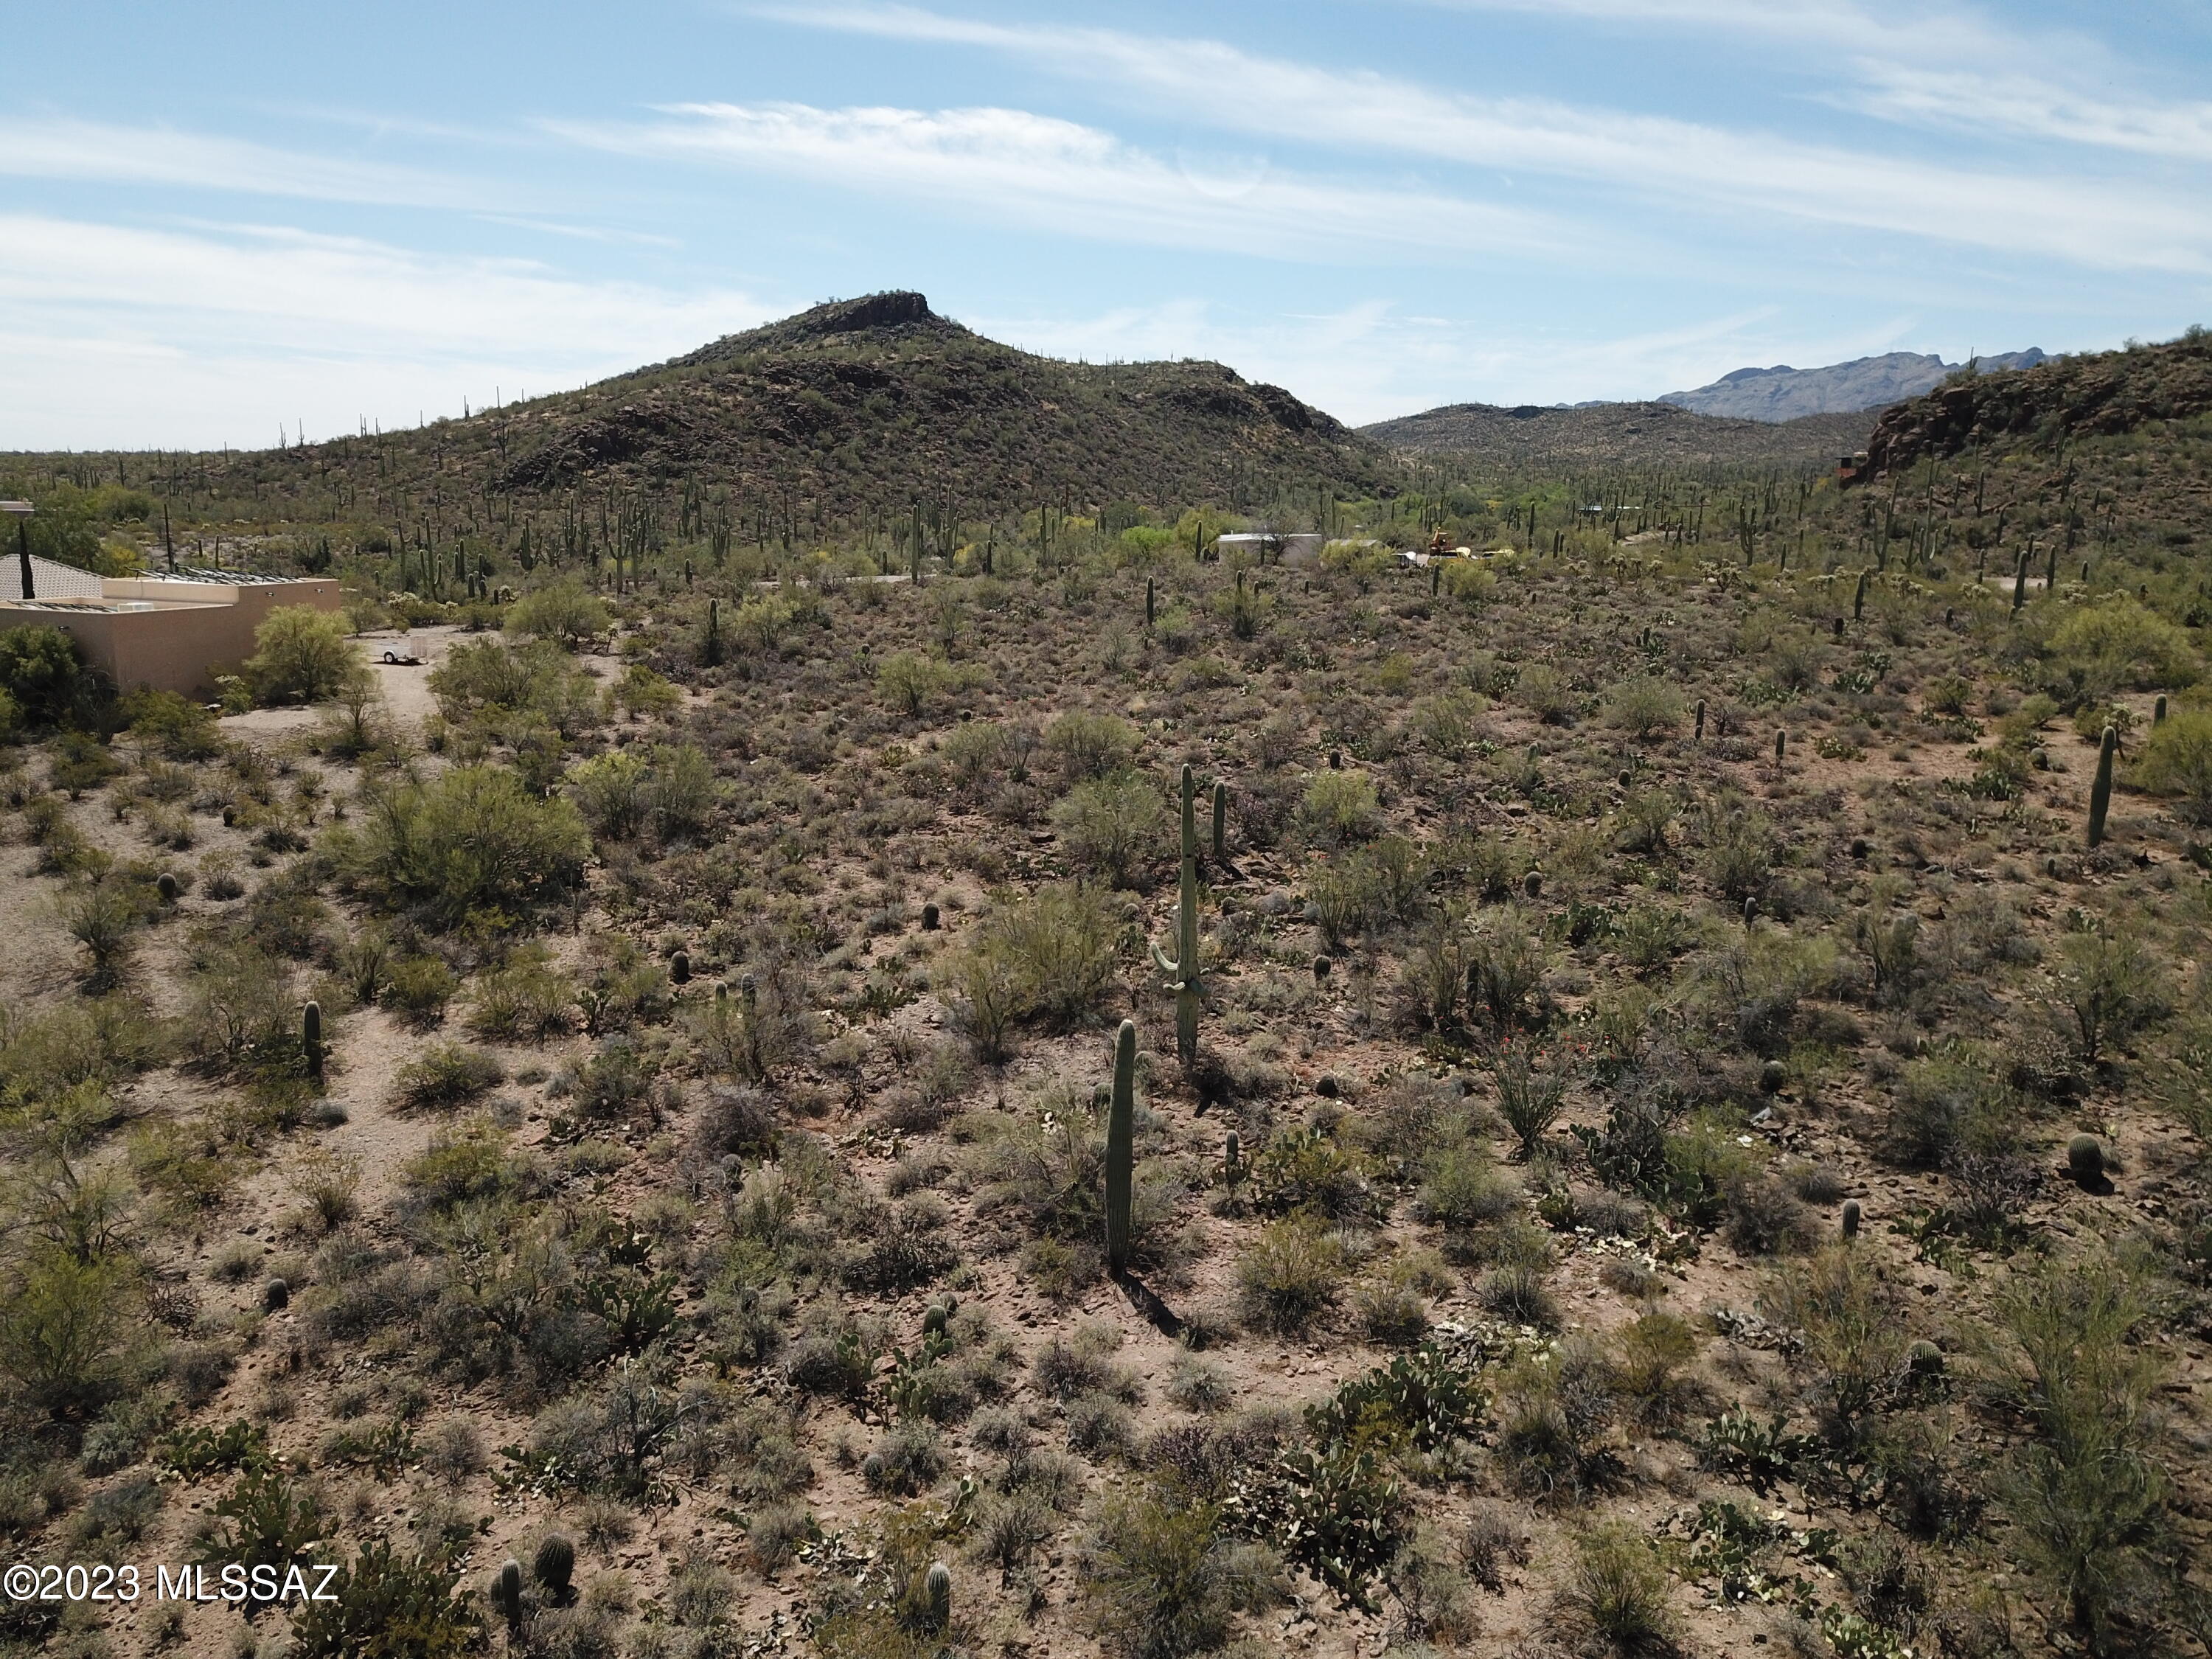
[1360,401,1873,471]
[1868,328,2212,477]
[3,324,2212,1659]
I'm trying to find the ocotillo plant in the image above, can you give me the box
[1105,1018,1136,1274]
[2087,723,2118,847]
[1151,766,1202,1064]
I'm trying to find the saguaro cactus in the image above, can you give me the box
[2087,724,2118,847]
[1853,570,1867,621]
[1105,1018,1136,1275]
[302,1001,323,1082]
[493,1559,524,1629]
[1152,765,1202,1064]
[1694,698,1706,742]
[1773,728,1787,766]
[1145,576,1155,627]
[1211,779,1228,864]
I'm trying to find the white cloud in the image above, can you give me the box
[0,215,771,448]
[0,117,497,208]
[767,7,2212,271]
[551,101,1565,262]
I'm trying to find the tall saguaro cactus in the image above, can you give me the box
[1211,779,1228,865]
[1105,1018,1136,1275]
[2087,723,2118,847]
[1152,765,1202,1064]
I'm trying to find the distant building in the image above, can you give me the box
[0,569,344,698]
[1837,452,1870,484]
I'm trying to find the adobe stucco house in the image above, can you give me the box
[0,567,345,698]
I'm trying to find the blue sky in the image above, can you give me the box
[5,0,2210,450]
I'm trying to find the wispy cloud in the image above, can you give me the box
[551,101,1566,263]
[0,116,500,209]
[1415,0,2212,164]
[762,7,2212,271]
[0,215,771,448]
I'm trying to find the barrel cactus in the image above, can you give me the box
[534,1534,575,1599]
[2067,1134,2106,1189]
[921,1561,953,1631]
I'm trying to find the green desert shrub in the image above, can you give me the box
[877,649,953,717]
[1079,1486,1274,1659]
[1559,1523,1674,1653]
[327,765,591,930]
[2045,597,2198,695]
[0,625,91,728]
[1237,1216,1346,1333]
[0,1251,138,1414]
[1298,770,1380,846]
[953,883,1119,1047]
[505,579,609,649]
[1046,709,1138,782]
[288,1539,481,1658]
[244,606,363,704]
[393,1043,504,1113]
[2053,928,2174,1063]
[465,946,575,1040]
[1052,774,1165,889]
[1987,1255,2178,1649]
[2130,708,2212,825]
[1604,678,1685,741]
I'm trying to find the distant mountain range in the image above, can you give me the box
[1658,349,2048,422]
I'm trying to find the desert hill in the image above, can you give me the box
[172,292,1392,526]
[1357,399,1872,470]
[1867,328,2212,476]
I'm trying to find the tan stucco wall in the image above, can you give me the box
[0,580,345,698]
